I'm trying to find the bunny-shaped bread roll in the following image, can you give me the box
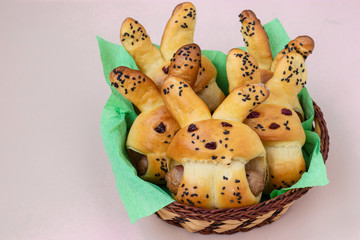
[109,67,180,184]
[161,46,270,208]
[162,78,269,208]
[120,2,225,111]
[244,104,306,192]
[232,52,308,192]
[226,47,307,192]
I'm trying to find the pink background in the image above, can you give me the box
[1,0,360,239]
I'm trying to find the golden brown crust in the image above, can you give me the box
[160,3,223,110]
[244,103,306,193]
[293,98,304,120]
[196,78,226,112]
[174,163,214,208]
[167,119,266,208]
[161,76,211,128]
[265,53,307,110]
[243,53,308,193]
[140,153,169,184]
[295,35,315,52]
[109,66,164,112]
[212,84,270,122]
[173,161,262,208]
[162,46,269,207]
[239,10,272,70]
[120,4,224,111]
[160,2,197,60]
[265,144,306,193]
[212,162,260,208]
[167,119,265,165]
[168,44,201,87]
[120,18,164,76]
[126,105,180,184]
[227,48,261,93]
[193,56,217,92]
[244,104,306,144]
[127,105,180,154]
[271,35,315,71]
[194,56,225,112]
[113,68,181,185]
[260,69,274,84]
[146,61,171,88]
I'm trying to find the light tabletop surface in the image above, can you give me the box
[1,0,360,239]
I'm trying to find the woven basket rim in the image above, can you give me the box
[160,100,329,221]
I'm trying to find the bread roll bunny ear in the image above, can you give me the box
[160,2,196,60]
[271,36,315,71]
[161,76,211,128]
[195,57,225,112]
[160,3,225,111]
[212,84,270,122]
[120,18,165,77]
[167,42,225,112]
[265,53,307,110]
[110,66,164,112]
[239,10,272,70]
[193,56,215,92]
[226,48,261,93]
[168,44,201,88]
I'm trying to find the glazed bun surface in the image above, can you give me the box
[239,10,272,70]
[167,119,267,209]
[167,119,265,165]
[243,104,305,145]
[127,106,180,155]
[244,104,306,193]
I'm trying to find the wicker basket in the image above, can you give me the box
[155,101,329,234]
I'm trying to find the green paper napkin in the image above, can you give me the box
[98,19,328,224]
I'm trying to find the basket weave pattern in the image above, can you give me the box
[155,101,329,234]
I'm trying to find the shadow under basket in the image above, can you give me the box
[155,101,329,234]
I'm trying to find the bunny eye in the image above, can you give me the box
[221,122,233,127]
[281,108,292,115]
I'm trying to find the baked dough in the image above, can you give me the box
[226,48,262,93]
[110,66,180,184]
[239,10,273,70]
[162,75,270,208]
[120,2,225,111]
[244,104,306,192]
